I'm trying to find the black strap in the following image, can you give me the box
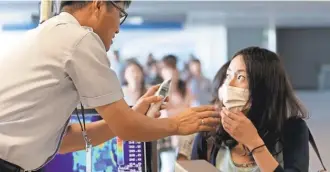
[75,103,86,132]
[309,128,327,171]
[248,144,266,156]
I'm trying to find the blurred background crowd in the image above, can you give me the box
[109,51,214,172]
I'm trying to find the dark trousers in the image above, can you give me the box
[0,159,44,172]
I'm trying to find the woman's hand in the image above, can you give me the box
[132,85,168,118]
[221,108,283,172]
[220,107,263,150]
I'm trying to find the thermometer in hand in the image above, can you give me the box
[146,79,171,118]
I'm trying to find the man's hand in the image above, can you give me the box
[170,105,221,135]
[132,85,168,118]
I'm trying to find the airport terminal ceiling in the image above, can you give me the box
[0,1,330,27]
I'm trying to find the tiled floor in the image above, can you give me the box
[296,91,330,171]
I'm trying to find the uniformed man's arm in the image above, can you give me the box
[95,99,177,142]
[58,86,166,154]
[59,120,115,154]
[59,103,177,154]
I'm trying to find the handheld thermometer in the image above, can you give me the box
[146,79,172,117]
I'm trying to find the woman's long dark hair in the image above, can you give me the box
[122,59,147,97]
[207,47,308,156]
[210,61,231,104]
[201,61,230,141]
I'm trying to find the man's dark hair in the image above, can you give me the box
[60,1,131,12]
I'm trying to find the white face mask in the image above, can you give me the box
[218,85,250,112]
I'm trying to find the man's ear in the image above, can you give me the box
[90,1,102,15]
[95,1,102,10]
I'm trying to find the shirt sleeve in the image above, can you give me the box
[65,32,124,108]
[274,118,309,172]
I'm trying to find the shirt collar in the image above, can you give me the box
[59,12,93,32]
[59,12,80,25]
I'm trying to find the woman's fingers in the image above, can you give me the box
[221,110,235,126]
[222,107,240,121]
[222,119,233,133]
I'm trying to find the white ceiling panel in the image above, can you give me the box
[0,1,330,27]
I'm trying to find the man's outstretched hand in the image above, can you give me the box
[170,105,221,135]
[132,85,220,135]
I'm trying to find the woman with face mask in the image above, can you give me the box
[191,47,309,172]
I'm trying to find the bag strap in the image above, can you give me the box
[309,128,327,171]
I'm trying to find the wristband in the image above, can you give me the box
[248,144,266,156]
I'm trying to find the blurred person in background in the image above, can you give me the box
[146,53,155,67]
[181,62,192,82]
[187,58,212,106]
[180,54,197,81]
[177,61,230,161]
[160,54,193,113]
[191,47,309,172]
[122,59,147,106]
[158,55,189,172]
[146,59,163,85]
[157,54,193,172]
[145,53,155,75]
[110,50,125,84]
[175,58,212,162]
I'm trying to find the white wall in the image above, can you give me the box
[110,30,195,69]
[110,26,228,80]
[227,27,267,58]
[184,24,228,79]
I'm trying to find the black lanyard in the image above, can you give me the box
[74,103,92,172]
[74,103,91,147]
[75,103,86,132]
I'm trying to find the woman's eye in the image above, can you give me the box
[238,75,246,80]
